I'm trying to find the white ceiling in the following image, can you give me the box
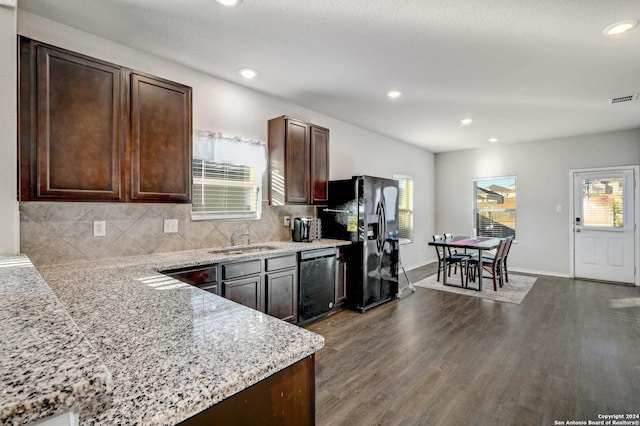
[17,0,640,153]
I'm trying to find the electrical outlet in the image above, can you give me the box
[164,219,179,233]
[283,216,291,227]
[93,221,106,237]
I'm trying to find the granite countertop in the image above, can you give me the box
[30,239,350,425]
[0,255,112,425]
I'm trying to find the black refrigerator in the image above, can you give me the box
[318,175,399,313]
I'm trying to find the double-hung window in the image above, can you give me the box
[192,130,266,220]
[473,176,517,238]
[394,174,414,240]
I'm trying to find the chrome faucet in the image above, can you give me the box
[229,224,252,247]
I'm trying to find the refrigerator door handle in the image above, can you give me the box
[375,201,383,253]
[380,200,387,243]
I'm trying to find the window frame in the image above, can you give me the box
[191,130,266,221]
[394,174,414,241]
[472,175,517,239]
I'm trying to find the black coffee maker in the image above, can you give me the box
[292,217,312,242]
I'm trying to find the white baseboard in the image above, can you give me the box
[403,259,436,272]
[508,267,571,278]
[402,261,572,280]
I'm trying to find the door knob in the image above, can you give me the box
[576,229,581,233]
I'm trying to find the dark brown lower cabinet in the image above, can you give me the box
[265,268,298,322]
[221,258,263,310]
[222,275,263,311]
[179,355,315,426]
[164,264,219,295]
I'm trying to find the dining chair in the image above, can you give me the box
[433,235,468,286]
[443,232,471,261]
[477,236,513,282]
[501,237,514,282]
[466,239,506,291]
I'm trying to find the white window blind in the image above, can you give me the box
[192,130,266,220]
[394,175,414,240]
[582,177,624,228]
[473,176,517,239]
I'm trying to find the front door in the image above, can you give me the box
[573,169,636,284]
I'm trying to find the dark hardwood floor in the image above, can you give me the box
[306,263,640,425]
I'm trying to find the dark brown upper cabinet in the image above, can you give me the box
[18,37,192,203]
[129,72,192,202]
[268,116,329,205]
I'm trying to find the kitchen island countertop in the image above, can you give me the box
[0,255,112,425]
[30,239,349,425]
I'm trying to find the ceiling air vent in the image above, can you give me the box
[609,93,638,104]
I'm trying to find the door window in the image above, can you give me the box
[581,177,625,229]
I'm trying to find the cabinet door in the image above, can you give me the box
[129,72,192,202]
[284,119,310,204]
[310,126,330,204]
[223,275,263,311]
[265,268,298,322]
[19,38,123,201]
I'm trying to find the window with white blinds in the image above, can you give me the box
[394,175,414,240]
[473,176,517,239]
[192,130,266,220]
[581,177,625,228]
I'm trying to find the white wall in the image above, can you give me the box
[435,129,640,276]
[16,12,435,269]
[0,5,19,255]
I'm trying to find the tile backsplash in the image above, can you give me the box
[20,201,314,266]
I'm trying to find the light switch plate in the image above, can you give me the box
[164,219,179,233]
[93,221,106,237]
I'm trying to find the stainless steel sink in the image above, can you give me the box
[209,245,279,256]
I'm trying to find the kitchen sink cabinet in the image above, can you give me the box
[221,258,263,311]
[222,275,263,311]
[164,252,300,322]
[18,36,192,203]
[268,116,329,205]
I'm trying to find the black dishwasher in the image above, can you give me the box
[298,247,337,325]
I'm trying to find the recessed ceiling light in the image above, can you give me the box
[239,68,257,79]
[488,137,499,143]
[603,19,638,36]
[460,118,473,126]
[217,0,242,6]
[387,90,402,99]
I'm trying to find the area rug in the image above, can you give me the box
[413,272,537,304]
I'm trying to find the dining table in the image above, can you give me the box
[428,236,502,291]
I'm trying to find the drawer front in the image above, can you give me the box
[222,259,262,280]
[265,254,297,272]
[168,266,217,286]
